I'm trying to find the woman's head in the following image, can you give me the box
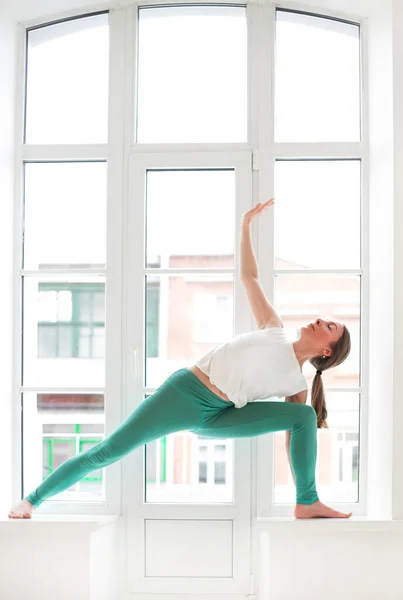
[301,318,345,357]
[302,318,351,428]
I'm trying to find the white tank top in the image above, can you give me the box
[195,327,307,409]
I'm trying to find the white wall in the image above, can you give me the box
[0,518,121,600]
[392,0,403,521]
[0,7,17,515]
[259,529,403,600]
[366,0,394,518]
[8,0,107,22]
[1,530,91,600]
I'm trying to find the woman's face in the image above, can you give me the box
[301,317,344,356]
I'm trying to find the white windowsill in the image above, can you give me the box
[1,513,399,534]
[257,517,403,532]
[0,513,119,532]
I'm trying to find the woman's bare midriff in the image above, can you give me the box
[188,365,232,402]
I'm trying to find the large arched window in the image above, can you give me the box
[18,5,364,525]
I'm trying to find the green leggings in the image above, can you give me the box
[25,368,319,507]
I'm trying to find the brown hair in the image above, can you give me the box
[309,325,351,429]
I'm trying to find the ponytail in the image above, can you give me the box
[311,371,328,429]
[309,325,352,429]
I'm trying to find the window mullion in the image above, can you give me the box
[272,142,363,159]
[99,6,128,514]
[274,269,363,275]
[252,2,277,517]
[21,145,109,161]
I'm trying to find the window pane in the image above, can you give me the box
[38,290,58,321]
[275,10,360,142]
[93,292,105,321]
[58,325,73,358]
[26,14,109,144]
[215,462,226,484]
[274,392,360,503]
[146,169,235,268]
[23,276,105,387]
[58,291,73,320]
[146,281,160,359]
[38,325,57,358]
[145,275,234,389]
[275,160,360,270]
[92,327,105,358]
[137,6,247,143]
[43,439,75,479]
[79,292,92,321]
[193,293,233,343]
[24,162,107,269]
[23,393,105,503]
[78,326,91,357]
[145,430,233,503]
[275,275,360,387]
[199,462,208,483]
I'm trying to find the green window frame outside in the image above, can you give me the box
[43,424,103,484]
[38,281,160,359]
[37,282,105,358]
[44,426,167,484]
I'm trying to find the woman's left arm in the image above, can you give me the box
[241,199,283,329]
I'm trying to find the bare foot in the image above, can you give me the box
[8,499,34,519]
[294,500,352,519]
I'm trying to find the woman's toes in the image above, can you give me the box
[8,500,33,518]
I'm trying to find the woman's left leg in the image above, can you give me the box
[22,370,207,509]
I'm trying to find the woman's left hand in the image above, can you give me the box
[242,198,275,226]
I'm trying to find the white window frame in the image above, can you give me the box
[12,0,372,527]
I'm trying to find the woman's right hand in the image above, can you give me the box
[242,198,275,226]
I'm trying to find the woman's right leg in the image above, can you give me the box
[196,401,319,504]
[9,370,205,516]
[196,401,352,518]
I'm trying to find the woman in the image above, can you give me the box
[9,198,352,519]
